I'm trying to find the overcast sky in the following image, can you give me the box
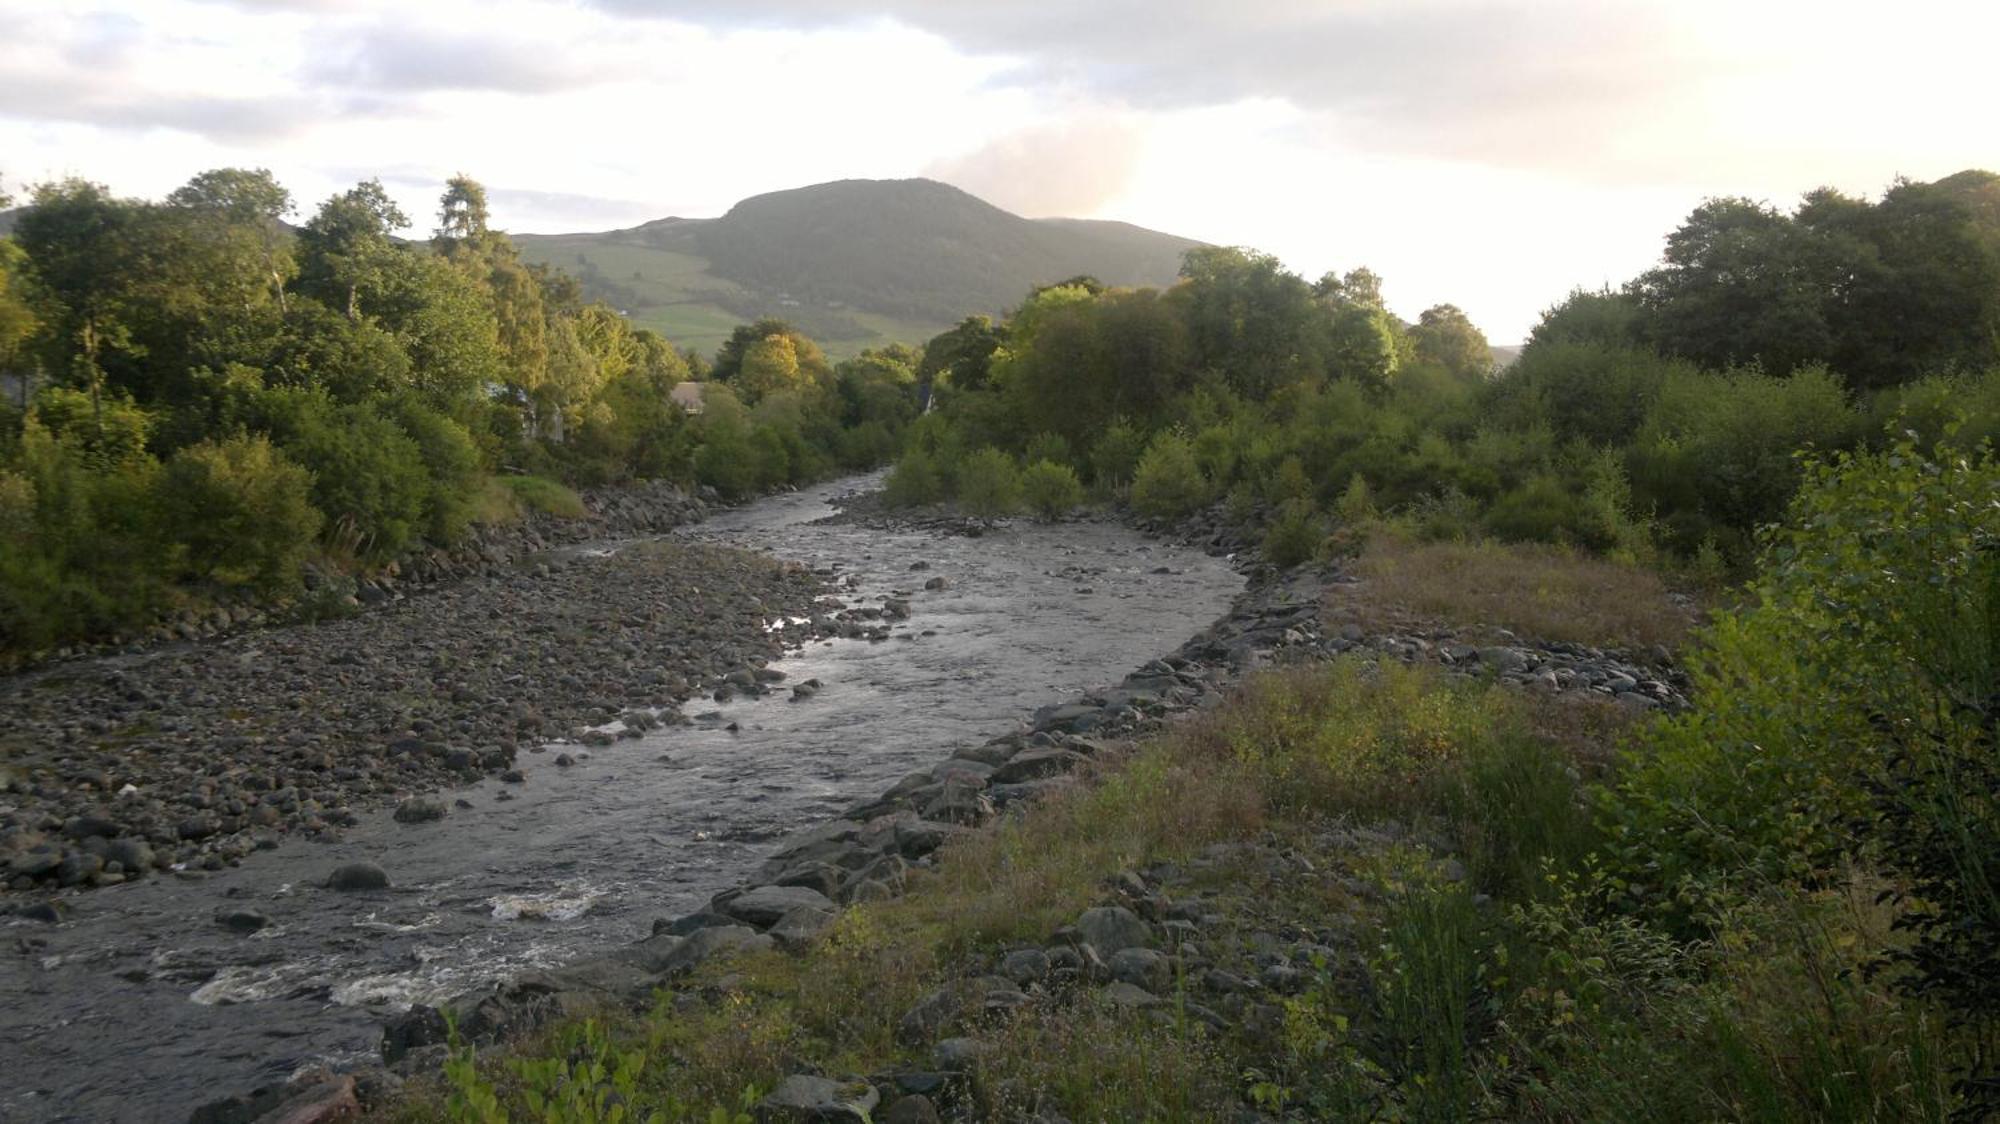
[1,1,1993,341]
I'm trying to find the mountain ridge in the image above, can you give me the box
[512,177,1206,356]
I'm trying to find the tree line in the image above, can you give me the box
[0,170,923,656]
[892,169,2000,572]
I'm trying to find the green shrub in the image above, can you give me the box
[497,475,586,519]
[693,422,759,501]
[385,395,483,543]
[283,404,430,562]
[1130,430,1208,519]
[1090,418,1146,488]
[1600,440,2000,952]
[157,435,321,591]
[1,419,172,650]
[1483,474,1604,549]
[883,448,945,507]
[1336,473,1377,524]
[30,386,153,468]
[1023,432,1073,469]
[1262,499,1322,567]
[955,447,1021,518]
[1020,459,1083,521]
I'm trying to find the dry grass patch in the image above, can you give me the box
[1343,533,1698,652]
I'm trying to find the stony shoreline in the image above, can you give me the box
[0,537,841,898]
[7,479,715,672]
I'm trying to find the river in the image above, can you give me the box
[0,477,1243,1123]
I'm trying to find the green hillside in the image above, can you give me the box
[513,178,1204,358]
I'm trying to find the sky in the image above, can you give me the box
[0,1,1994,342]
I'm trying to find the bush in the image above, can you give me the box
[1262,499,1322,567]
[693,421,759,502]
[384,395,483,543]
[1601,440,2000,934]
[955,447,1021,518]
[1023,432,1073,469]
[1129,431,1208,519]
[1090,419,1146,487]
[157,435,320,591]
[1336,473,1377,524]
[1021,459,1083,521]
[497,475,586,519]
[283,404,431,562]
[1482,474,1604,549]
[883,448,945,508]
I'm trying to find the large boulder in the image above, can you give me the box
[722,884,836,928]
[1074,906,1153,953]
[990,748,1083,785]
[326,862,390,892]
[392,798,447,824]
[622,923,772,977]
[754,1075,879,1123]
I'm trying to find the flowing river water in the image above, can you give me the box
[0,478,1244,1123]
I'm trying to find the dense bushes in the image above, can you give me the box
[1129,431,1208,519]
[0,170,921,658]
[1020,459,1082,521]
[157,435,320,591]
[955,448,1021,517]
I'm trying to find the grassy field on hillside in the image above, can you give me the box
[514,232,943,359]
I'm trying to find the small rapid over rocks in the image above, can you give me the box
[0,476,1244,1123]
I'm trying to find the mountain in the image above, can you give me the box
[0,208,18,238]
[512,178,1205,358]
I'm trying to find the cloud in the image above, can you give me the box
[923,116,1145,217]
[0,70,317,143]
[304,24,615,94]
[586,0,1986,184]
[484,186,661,230]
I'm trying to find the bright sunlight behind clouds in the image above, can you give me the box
[1,0,1993,341]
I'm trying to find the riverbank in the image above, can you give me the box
[2,477,1250,1123]
[358,526,1970,1124]
[0,539,833,895]
[4,479,714,673]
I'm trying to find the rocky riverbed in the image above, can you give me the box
[0,475,1249,1123]
[0,541,836,896]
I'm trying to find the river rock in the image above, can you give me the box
[624,923,772,977]
[754,1074,879,1123]
[1100,981,1164,1009]
[1108,947,1170,989]
[881,1095,942,1124]
[724,884,836,927]
[990,747,1084,785]
[217,907,271,933]
[1075,906,1153,953]
[103,837,154,874]
[326,862,390,891]
[250,1074,358,1124]
[769,904,837,951]
[391,797,447,824]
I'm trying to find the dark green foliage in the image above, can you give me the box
[284,403,430,562]
[0,169,907,656]
[1089,420,1146,488]
[1020,459,1083,521]
[157,434,319,590]
[955,447,1021,517]
[882,447,945,508]
[1262,499,1322,567]
[1130,430,1208,519]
